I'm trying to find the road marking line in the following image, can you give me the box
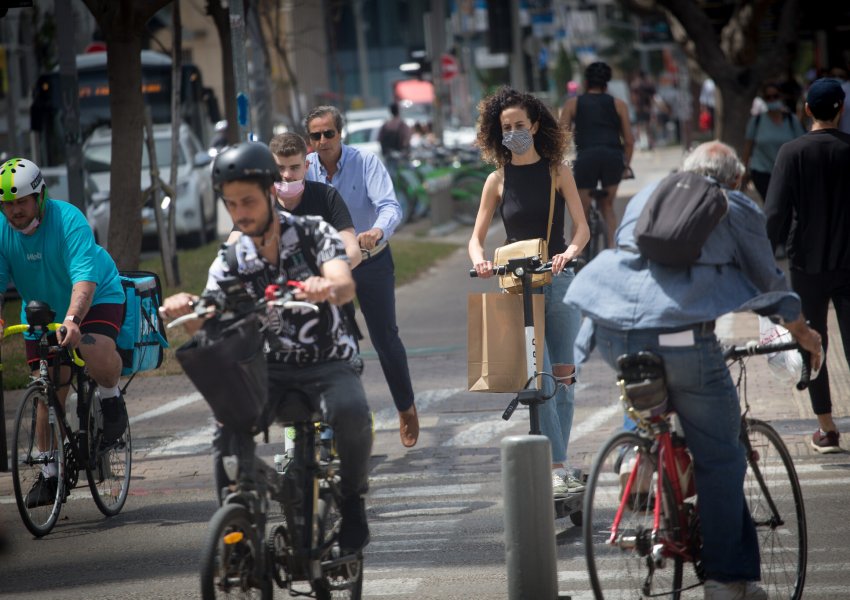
[371,483,481,498]
[129,392,202,424]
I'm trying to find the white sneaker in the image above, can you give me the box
[551,468,569,497]
[704,579,767,600]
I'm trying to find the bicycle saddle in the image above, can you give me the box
[25,301,56,328]
[273,389,321,425]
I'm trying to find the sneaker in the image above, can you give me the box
[811,429,842,454]
[704,579,767,600]
[338,496,370,554]
[565,472,586,493]
[100,394,128,445]
[25,473,60,508]
[551,468,570,498]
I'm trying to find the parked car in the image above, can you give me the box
[343,118,386,159]
[82,123,217,247]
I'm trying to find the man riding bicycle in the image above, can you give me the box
[565,142,822,600]
[160,142,372,555]
[0,157,127,508]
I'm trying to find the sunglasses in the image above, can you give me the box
[309,129,337,141]
[764,94,780,100]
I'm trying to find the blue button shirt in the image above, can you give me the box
[564,178,801,361]
[306,144,402,240]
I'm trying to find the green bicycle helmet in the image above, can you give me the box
[0,158,47,213]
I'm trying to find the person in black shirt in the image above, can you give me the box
[560,62,634,248]
[765,78,850,454]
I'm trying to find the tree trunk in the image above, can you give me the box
[105,36,146,270]
[716,85,757,156]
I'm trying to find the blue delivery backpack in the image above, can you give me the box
[116,270,169,376]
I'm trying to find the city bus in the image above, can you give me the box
[30,50,214,166]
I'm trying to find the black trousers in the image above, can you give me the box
[790,269,850,416]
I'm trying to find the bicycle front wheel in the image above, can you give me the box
[315,488,363,600]
[200,503,272,600]
[743,419,807,600]
[86,388,132,516]
[583,431,683,600]
[11,386,66,537]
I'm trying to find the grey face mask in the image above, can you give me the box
[502,128,534,155]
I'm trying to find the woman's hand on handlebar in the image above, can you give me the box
[551,251,578,275]
[472,259,495,279]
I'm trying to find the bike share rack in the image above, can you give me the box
[494,256,574,600]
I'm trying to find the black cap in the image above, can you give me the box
[806,78,845,118]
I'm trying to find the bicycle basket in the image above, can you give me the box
[616,351,668,419]
[175,316,268,434]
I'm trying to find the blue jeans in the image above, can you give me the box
[594,325,760,583]
[533,270,581,465]
[352,246,415,412]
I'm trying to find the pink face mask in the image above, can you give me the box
[274,179,305,199]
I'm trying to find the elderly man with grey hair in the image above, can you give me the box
[564,140,822,600]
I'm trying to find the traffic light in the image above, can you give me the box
[487,0,513,54]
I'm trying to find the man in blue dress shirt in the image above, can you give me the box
[305,105,419,448]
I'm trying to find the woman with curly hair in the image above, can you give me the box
[468,86,590,497]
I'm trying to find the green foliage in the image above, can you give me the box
[552,45,575,99]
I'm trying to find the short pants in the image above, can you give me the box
[572,146,625,190]
[25,302,124,367]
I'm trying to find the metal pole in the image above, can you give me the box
[429,0,446,144]
[55,1,84,211]
[509,0,524,91]
[352,0,371,108]
[502,435,559,600]
[229,0,252,140]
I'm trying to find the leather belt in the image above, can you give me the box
[360,241,388,261]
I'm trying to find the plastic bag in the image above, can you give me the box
[758,316,803,383]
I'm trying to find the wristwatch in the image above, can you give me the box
[64,315,82,326]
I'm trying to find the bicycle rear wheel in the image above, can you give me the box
[743,419,807,600]
[585,208,609,261]
[200,503,272,600]
[86,388,132,516]
[583,431,683,600]
[11,386,66,537]
[315,488,363,600]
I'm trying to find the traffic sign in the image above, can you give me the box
[440,53,459,82]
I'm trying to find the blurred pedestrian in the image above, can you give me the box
[470,86,590,497]
[765,78,850,454]
[741,82,806,203]
[560,62,634,248]
[305,105,420,448]
[630,71,656,150]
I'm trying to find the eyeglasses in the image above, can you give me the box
[309,129,337,141]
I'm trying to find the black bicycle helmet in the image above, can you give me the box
[211,142,281,192]
[585,62,612,89]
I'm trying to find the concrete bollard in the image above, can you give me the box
[502,434,558,600]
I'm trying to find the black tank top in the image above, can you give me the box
[500,159,566,256]
[574,93,623,151]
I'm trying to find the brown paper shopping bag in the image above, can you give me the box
[467,293,546,392]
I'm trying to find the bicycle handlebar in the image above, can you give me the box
[164,282,319,331]
[723,340,812,391]
[469,257,585,278]
[2,322,84,366]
